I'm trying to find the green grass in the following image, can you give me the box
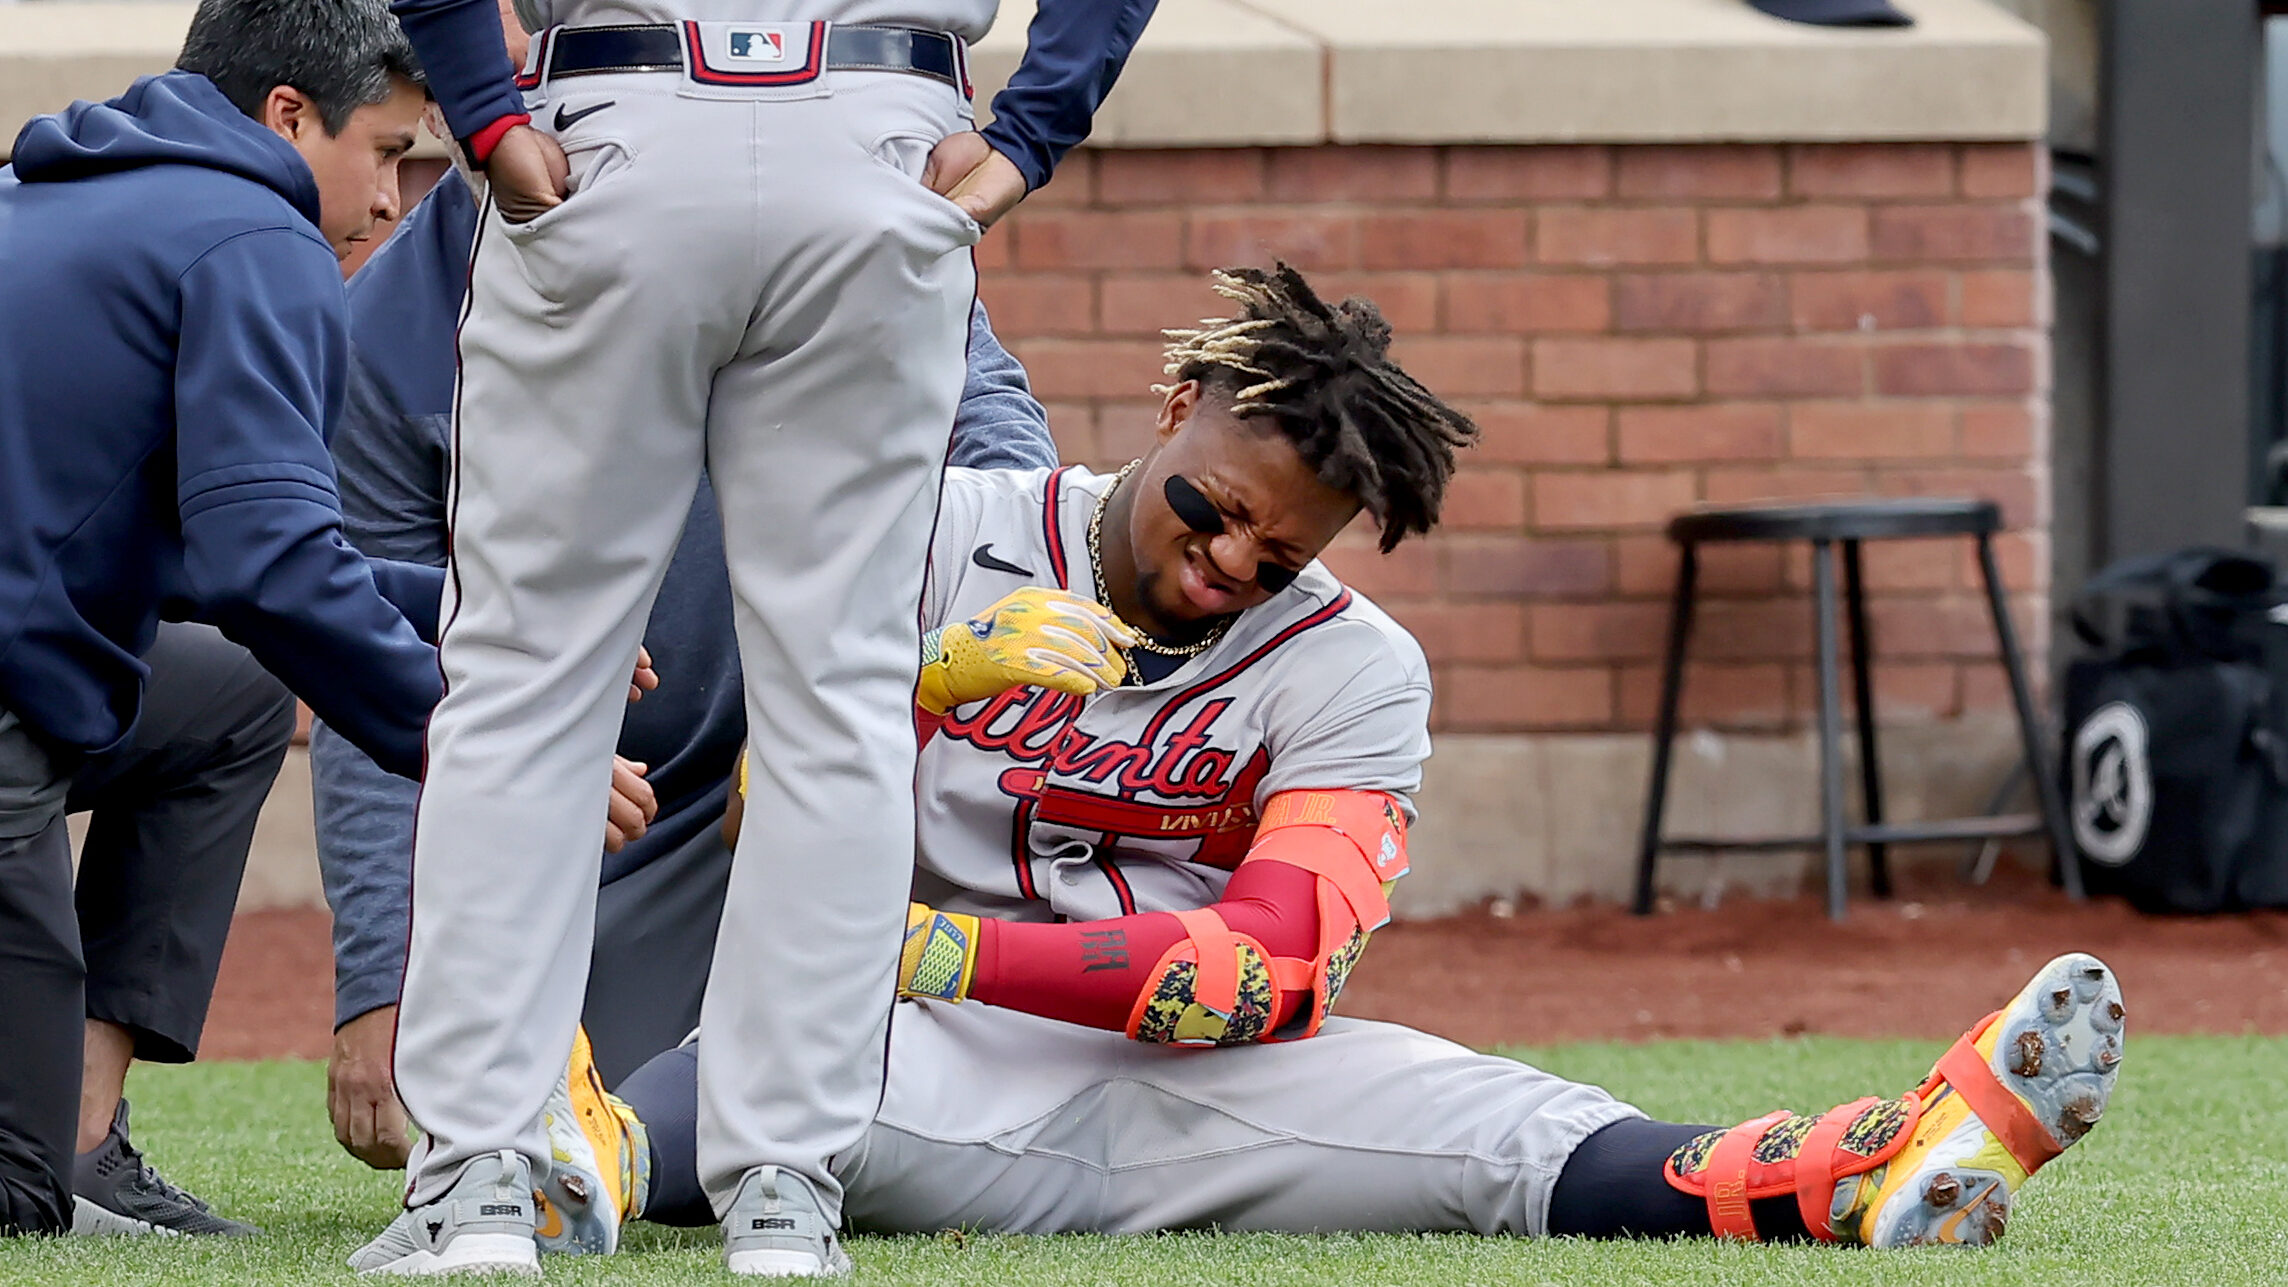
[1,1036,2279,1285]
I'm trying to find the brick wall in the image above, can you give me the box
[978,141,2050,739]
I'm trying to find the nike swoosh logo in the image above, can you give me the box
[971,544,1032,577]
[553,101,615,131]
[1934,1180,2001,1243]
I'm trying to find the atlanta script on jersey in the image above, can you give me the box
[915,466,1433,924]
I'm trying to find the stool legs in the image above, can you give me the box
[1842,540,1893,899]
[1977,534,2086,900]
[1632,544,1698,915]
[1811,540,1850,921]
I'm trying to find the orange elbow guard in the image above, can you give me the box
[1242,789,1411,1041]
[1124,907,1279,1047]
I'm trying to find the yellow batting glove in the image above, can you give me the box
[915,587,1136,715]
[899,902,982,1002]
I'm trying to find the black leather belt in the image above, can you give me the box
[540,23,962,90]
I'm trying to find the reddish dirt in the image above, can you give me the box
[205,909,338,1061]
[206,866,2288,1060]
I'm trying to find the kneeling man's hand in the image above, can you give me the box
[329,1005,412,1170]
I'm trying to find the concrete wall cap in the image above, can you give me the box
[1243,0,2046,143]
[970,0,1323,147]
[2,0,2042,157]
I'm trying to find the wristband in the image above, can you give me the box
[462,112,531,166]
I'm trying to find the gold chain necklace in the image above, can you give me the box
[1087,460,1232,661]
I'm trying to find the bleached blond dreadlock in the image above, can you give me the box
[1159,263,1479,552]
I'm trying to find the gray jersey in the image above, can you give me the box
[914,466,1435,924]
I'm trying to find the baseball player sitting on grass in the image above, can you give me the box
[521,264,2127,1254]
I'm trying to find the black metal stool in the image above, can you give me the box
[1630,498,2084,921]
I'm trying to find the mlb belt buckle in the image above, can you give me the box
[684,21,827,86]
[519,21,970,97]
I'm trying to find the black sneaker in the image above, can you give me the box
[71,1100,259,1236]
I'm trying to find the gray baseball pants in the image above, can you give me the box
[621,1003,1645,1236]
[393,62,979,1219]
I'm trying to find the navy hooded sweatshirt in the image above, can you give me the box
[0,71,444,778]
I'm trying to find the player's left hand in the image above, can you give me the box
[922,130,1029,228]
[629,645,659,703]
[899,902,982,1002]
[605,755,657,853]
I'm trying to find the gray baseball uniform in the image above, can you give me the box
[615,465,1644,1234]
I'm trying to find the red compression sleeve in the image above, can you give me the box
[968,859,1321,1032]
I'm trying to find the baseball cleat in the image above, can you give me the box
[1841,951,2126,1247]
[349,1150,540,1277]
[534,1024,650,1255]
[72,1099,258,1236]
[1663,951,2124,1248]
[722,1165,851,1278]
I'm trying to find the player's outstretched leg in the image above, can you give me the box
[532,1025,650,1256]
[1664,951,2125,1247]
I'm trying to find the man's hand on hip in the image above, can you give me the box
[488,124,570,224]
[328,1005,412,1170]
[923,131,1029,228]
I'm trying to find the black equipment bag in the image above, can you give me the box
[2061,548,2288,913]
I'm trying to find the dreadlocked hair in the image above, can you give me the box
[1159,263,1479,552]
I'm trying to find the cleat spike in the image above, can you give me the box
[2010,1031,2044,1078]
[1925,1173,1961,1209]
[2056,1096,2102,1142]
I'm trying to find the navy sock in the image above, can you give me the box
[1547,1118,1812,1241]
[612,1043,714,1228]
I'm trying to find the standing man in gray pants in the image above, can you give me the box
[313,136,1057,1168]
[367,0,1153,1273]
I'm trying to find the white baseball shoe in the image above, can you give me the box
[721,1165,851,1277]
[349,1150,540,1277]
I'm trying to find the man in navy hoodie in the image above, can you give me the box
[0,0,447,1238]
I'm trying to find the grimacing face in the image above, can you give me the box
[1113,380,1362,637]
[262,77,425,259]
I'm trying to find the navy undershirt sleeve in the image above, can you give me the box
[390,0,526,144]
[981,0,1159,191]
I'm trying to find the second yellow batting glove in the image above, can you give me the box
[899,902,982,1002]
[915,586,1136,715]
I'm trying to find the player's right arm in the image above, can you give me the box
[387,0,565,219]
[915,587,1134,717]
[388,0,525,155]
